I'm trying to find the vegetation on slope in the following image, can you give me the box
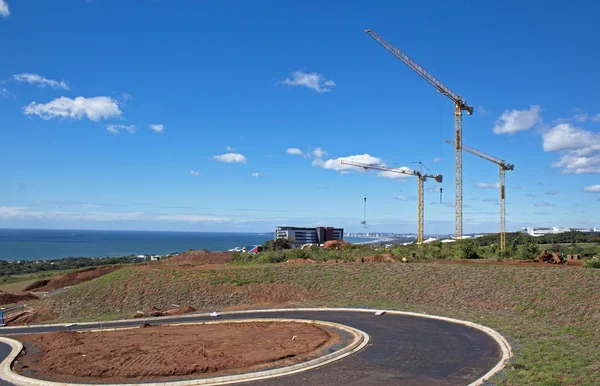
[41,263,600,385]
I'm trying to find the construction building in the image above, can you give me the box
[520,227,599,237]
[275,226,343,247]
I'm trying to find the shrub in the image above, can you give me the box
[519,242,540,260]
[583,256,600,269]
[453,239,480,259]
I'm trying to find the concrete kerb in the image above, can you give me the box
[0,307,513,385]
[0,318,369,386]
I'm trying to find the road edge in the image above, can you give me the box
[0,317,369,386]
[0,307,512,385]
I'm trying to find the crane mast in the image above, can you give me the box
[445,140,514,251]
[365,29,472,238]
[340,159,442,246]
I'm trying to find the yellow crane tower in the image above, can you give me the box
[340,160,442,247]
[445,140,514,251]
[365,29,473,238]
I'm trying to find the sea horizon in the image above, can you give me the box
[0,228,375,261]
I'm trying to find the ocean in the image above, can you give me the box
[0,229,373,261]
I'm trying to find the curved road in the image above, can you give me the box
[0,310,502,385]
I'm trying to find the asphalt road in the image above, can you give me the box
[0,310,502,385]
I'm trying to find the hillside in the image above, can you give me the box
[39,262,600,385]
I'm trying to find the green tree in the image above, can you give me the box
[273,238,295,250]
[454,239,480,259]
[519,242,540,260]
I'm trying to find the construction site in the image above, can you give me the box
[0,25,599,386]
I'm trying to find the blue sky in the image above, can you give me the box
[1,0,599,234]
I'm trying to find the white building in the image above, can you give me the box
[276,226,343,247]
[521,227,572,237]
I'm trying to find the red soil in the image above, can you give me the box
[160,251,233,266]
[0,291,38,306]
[14,322,338,383]
[23,266,120,292]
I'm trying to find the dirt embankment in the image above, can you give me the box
[0,291,38,306]
[23,266,120,292]
[160,251,232,266]
[14,322,336,383]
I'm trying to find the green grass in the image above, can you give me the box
[37,263,600,385]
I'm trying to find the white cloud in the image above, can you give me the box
[433,157,441,163]
[286,148,304,156]
[477,106,490,116]
[592,114,600,122]
[377,167,413,179]
[226,146,235,152]
[23,96,122,121]
[312,147,327,158]
[13,73,70,90]
[212,153,247,163]
[396,196,416,201]
[251,172,260,177]
[0,206,27,218]
[542,123,600,174]
[106,124,135,134]
[513,185,522,190]
[493,105,542,134]
[0,0,9,17]
[190,170,200,176]
[279,71,336,93]
[0,87,14,99]
[475,182,500,189]
[155,214,229,223]
[545,190,559,195]
[149,123,164,133]
[583,185,600,193]
[313,153,382,172]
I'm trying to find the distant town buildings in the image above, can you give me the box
[520,227,599,237]
[276,226,343,247]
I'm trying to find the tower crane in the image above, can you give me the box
[341,160,442,247]
[445,140,514,251]
[365,29,473,238]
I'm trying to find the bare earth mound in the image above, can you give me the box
[14,322,338,383]
[160,250,232,266]
[0,290,38,306]
[23,266,121,292]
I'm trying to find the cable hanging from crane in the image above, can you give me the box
[341,159,442,247]
[361,197,369,229]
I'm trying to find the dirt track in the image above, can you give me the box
[14,321,337,383]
